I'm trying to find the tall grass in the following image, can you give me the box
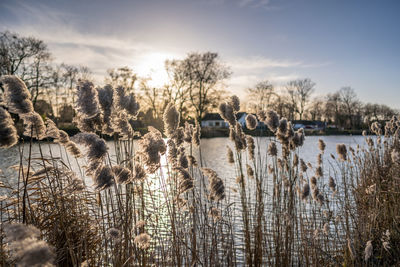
[1,75,399,266]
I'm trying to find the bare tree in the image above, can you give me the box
[286,78,315,120]
[139,78,165,120]
[308,98,324,121]
[324,92,342,125]
[339,86,360,128]
[167,52,231,121]
[106,66,137,93]
[0,31,48,76]
[246,80,275,112]
[0,31,53,106]
[165,59,192,120]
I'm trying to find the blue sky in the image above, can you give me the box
[1,0,399,108]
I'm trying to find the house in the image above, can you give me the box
[201,112,247,128]
[292,120,326,131]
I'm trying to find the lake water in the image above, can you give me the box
[0,135,366,193]
[0,135,368,264]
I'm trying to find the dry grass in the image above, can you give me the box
[0,75,399,266]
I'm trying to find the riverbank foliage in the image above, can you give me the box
[1,75,400,266]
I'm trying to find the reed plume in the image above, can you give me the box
[72,132,108,163]
[0,106,18,148]
[336,144,347,161]
[265,110,280,132]
[227,146,235,164]
[93,165,115,191]
[192,120,201,146]
[75,80,100,119]
[45,119,60,139]
[4,223,55,267]
[163,102,180,137]
[97,84,114,134]
[245,114,257,130]
[318,139,326,152]
[229,95,240,112]
[112,165,132,184]
[20,112,46,140]
[113,86,140,118]
[134,233,151,250]
[138,126,166,173]
[175,167,194,194]
[0,75,34,114]
[202,168,225,201]
[247,135,255,160]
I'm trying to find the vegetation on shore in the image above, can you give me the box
[1,75,400,266]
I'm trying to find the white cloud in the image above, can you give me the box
[228,56,302,70]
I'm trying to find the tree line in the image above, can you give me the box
[246,80,397,129]
[1,31,397,130]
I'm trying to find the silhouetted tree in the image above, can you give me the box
[246,80,275,112]
[286,78,315,120]
[167,52,231,122]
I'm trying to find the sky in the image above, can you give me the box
[1,0,400,108]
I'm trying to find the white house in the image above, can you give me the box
[201,112,247,128]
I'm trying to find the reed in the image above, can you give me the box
[1,75,399,266]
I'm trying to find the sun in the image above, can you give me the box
[133,52,178,87]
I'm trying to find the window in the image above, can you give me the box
[215,121,220,126]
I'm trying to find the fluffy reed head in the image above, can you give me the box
[114,86,140,118]
[192,120,201,146]
[4,223,55,267]
[112,165,132,184]
[45,119,60,139]
[138,127,166,173]
[0,75,34,114]
[268,142,278,156]
[134,233,151,250]
[245,114,257,130]
[218,102,236,127]
[93,165,115,191]
[75,80,100,119]
[246,164,254,179]
[65,141,82,158]
[256,110,266,122]
[112,112,135,139]
[371,122,382,135]
[175,167,194,194]
[107,228,121,243]
[20,112,46,140]
[163,103,180,137]
[301,183,310,200]
[133,164,146,182]
[4,223,40,242]
[265,110,280,132]
[246,135,255,160]
[315,166,323,178]
[336,144,347,161]
[183,122,193,143]
[202,168,225,201]
[329,177,336,192]
[72,132,108,163]
[318,139,326,152]
[229,95,240,112]
[0,106,18,148]
[178,149,189,169]
[227,146,234,164]
[97,84,114,134]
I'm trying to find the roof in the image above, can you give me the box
[202,112,246,121]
